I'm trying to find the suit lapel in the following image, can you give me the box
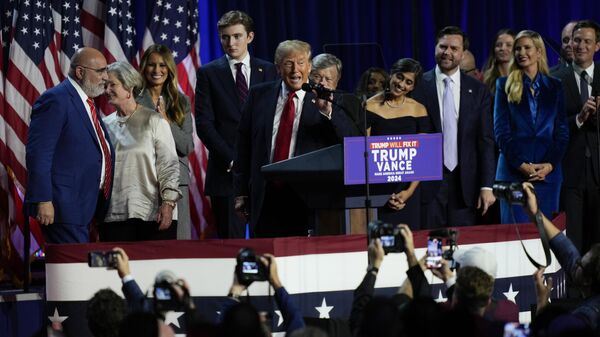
[563,69,581,113]
[215,56,240,107]
[65,80,102,151]
[458,73,472,142]
[264,82,282,154]
[249,57,269,87]
[424,71,441,132]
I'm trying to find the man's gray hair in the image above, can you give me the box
[311,53,342,81]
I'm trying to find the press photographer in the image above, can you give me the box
[521,182,600,334]
[106,248,197,327]
[350,223,431,336]
[223,248,305,335]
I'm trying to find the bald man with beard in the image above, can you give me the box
[25,47,115,243]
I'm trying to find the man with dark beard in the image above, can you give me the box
[25,47,114,243]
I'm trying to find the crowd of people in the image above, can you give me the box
[22,8,600,336]
[38,183,600,337]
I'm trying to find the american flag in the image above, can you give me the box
[0,0,213,285]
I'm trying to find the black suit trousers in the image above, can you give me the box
[562,156,600,253]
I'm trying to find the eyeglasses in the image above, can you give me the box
[73,64,108,74]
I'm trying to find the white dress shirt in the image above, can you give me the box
[227,53,251,85]
[67,76,110,189]
[270,83,307,162]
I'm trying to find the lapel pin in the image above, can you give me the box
[468,89,473,93]
[258,68,263,72]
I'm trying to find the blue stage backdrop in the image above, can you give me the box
[198,0,600,92]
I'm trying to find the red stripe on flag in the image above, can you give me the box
[3,104,29,145]
[80,10,105,39]
[0,141,27,187]
[6,62,40,106]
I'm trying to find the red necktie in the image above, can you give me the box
[86,98,112,199]
[272,91,296,162]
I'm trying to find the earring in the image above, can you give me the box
[127,92,131,99]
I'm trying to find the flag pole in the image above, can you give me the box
[23,206,30,292]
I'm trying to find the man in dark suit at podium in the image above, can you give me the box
[195,10,277,238]
[234,40,360,237]
[412,26,496,229]
[552,20,600,253]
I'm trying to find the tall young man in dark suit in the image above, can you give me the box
[233,40,360,237]
[552,20,600,253]
[195,11,277,238]
[412,26,496,229]
[25,47,114,243]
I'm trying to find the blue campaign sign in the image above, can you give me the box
[343,133,443,185]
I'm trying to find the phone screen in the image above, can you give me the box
[426,237,443,268]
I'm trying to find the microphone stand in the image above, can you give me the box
[23,205,30,292]
[360,95,371,228]
[313,89,371,232]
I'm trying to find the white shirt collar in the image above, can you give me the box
[435,65,461,84]
[572,62,595,81]
[67,76,91,103]
[226,53,251,69]
[280,81,307,101]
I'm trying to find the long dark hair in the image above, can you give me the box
[382,58,423,105]
[139,44,186,127]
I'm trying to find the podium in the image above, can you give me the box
[261,144,394,210]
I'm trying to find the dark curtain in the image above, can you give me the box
[198,0,600,92]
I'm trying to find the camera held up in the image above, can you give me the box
[493,182,526,205]
[153,270,192,313]
[235,248,269,286]
[88,251,120,269]
[368,221,405,254]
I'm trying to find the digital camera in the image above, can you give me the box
[493,182,525,205]
[87,251,119,269]
[153,270,191,313]
[368,221,405,254]
[235,248,269,286]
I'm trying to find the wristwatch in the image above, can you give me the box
[162,200,176,208]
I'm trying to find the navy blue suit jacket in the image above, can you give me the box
[412,69,495,207]
[25,79,114,240]
[195,55,277,196]
[551,63,600,187]
[494,75,569,183]
[234,81,361,226]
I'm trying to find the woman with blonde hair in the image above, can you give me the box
[494,30,569,223]
[138,44,194,239]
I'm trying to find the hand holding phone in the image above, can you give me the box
[426,237,443,269]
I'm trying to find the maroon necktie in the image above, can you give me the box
[235,62,248,103]
[86,98,112,199]
[272,91,296,162]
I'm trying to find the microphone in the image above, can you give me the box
[302,81,336,98]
